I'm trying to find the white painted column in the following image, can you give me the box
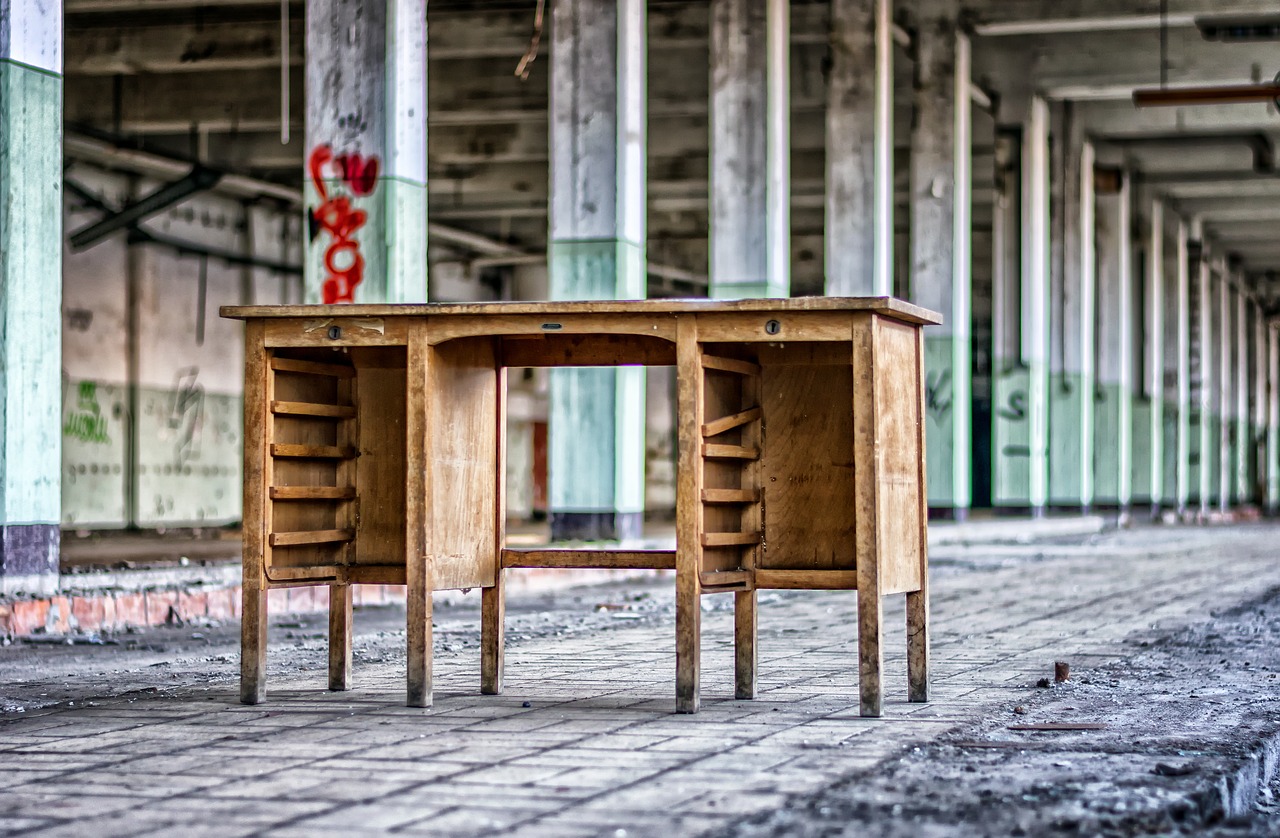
[1094,167,1132,507]
[1143,199,1164,509]
[825,0,892,296]
[1218,269,1231,512]
[1023,96,1052,515]
[710,0,789,298]
[1174,221,1191,514]
[547,0,647,541]
[1269,322,1280,513]
[991,128,1030,508]
[1254,300,1267,506]
[1195,230,1213,516]
[1236,288,1250,503]
[0,2,63,595]
[1049,128,1095,509]
[304,0,427,304]
[910,6,970,515]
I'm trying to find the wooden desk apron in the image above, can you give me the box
[222,297,942,716]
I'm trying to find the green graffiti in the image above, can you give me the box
[64,381,110,444]
[77,381,98,411]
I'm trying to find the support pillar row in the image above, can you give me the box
[0,5,63,595]
[548,0,647,541]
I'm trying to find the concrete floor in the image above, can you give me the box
[1,522,1279,836]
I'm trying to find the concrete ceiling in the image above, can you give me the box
[61,0,1280,295]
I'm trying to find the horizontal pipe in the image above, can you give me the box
[1133,83,1280,107]
[974,13,1196,36]
[970,82,993,110]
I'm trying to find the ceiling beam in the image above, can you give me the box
[65,19,303,75]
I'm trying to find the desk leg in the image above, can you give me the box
[907,588,930,702]
[407,563,433,708]
[857,587,883,717]
[240,322,268,705]
[481,572,505,694]
[676,573,701,714]
[734,590,757,699]
[406,325,432,708]
[328,583,353,691]
[240,583,268,705]
[675,317,702,714]
[852,321,883,717]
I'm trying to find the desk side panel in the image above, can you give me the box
[425,337,500,591]
[874,317,925,595]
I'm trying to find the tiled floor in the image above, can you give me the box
[2,524,1279,836]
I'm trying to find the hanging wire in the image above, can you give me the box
[515,0,546,80]
[1159,0,1168,89]
[281,0,290,144]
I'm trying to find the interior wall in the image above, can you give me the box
[61,163,301,528]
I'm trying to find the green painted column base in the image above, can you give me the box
[1048,372,1093,507]
[1129,399,1156,505]
[924,335,970,511]
[1093,382,1132,506]
[993,367,1032,507]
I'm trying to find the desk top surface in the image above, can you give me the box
[222,296,942,326]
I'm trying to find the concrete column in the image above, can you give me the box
[304,0,427,304]
[1194,231,1213,515]
[1268,322,1280,513]
[1049,125,1095,509]
[991,128,1026,508]
[825,0,892,296]
[1217,270,1231,511]
[1254,300,1267,505]
[1133,199,1163,509]
[0,4,63,595]
[1236,288,1250,503]
[1024,97,1052,514]
[547,0,647,541]
[1173,221,1192,514]
[910,10,970,514]
[710,0,789,298]
[1094,168,1132,508]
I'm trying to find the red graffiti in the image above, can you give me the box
[308,144,380,304]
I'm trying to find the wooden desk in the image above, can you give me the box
[222,298,941,716]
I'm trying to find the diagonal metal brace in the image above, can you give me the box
[68,166,223,250]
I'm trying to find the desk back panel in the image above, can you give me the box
[352,349,408,569]
[757,344,857,572]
